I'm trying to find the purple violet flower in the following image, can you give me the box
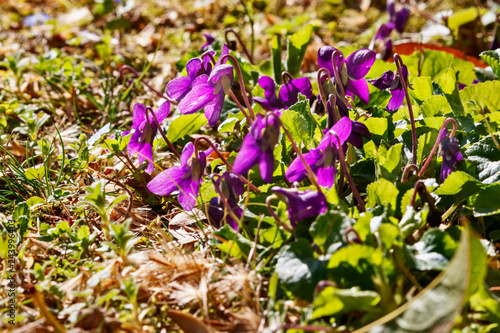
[387,0,410,34]
[177,45,234,126]
[166,47,221,101]
[208,172,245,230]
[286,117,352,188]
[232,113,280,183]
[271,187,327,228]
[201,33,216,50]
[147,142,211,211]
[438,129,463,182]
[368,64,409,112]
[123,102,170,174]
[318,46,376,109]
[253,75,313,111]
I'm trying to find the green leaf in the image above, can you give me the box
[417,129,439,165]
[275,239,325,301]
[271,35,283,84]
[410,76,433,103]
[419,50,476,84]
[106,18,131,30]
[437,66,464,116]
[413,228,458,270]
[26,196,46,210]
[428,86,451,114]
[434,171,485,201]
[312,287,380,319]
[280,107,312,149]
[366,179,399,214]
[447,8,486,37]
[376,143,402,182]
[286,25,313,77]
[465,134,500,184]
[480,49,500,78]
[77,225,90,241]
[371,224,472,332]
[460,81,500,115]
[167,113,208,143]
[310,211,352,252]
[399,204,428,239]
[363,117,388,138]
[474,184,500,217]
[25,165,45,180]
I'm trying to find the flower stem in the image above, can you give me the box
[119,65,177,104]
[225,28,254,65]
[331,132,366,212]
[229,91,253,125]
[209,174,245,231]
[402,164,419,182]
[418,117,457,177]
[482,113,500,151]
[328,93,341,127]
[394,53,418,165]
[281,71,294,84]
[220,54,255,120]
[271,114,322,193]
[332,50,348,105]
[317,68,330,111]
[266,195,293,233]
[194,136,261,193]
[410,180,426,207]
[145,106,181,159]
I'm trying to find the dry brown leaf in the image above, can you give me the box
[168,310,215,333]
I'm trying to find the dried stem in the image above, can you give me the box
[145,106,181,159]
[225,28,254,64]
[119,65,177,104]
[194,136,261,193]
[331,132,366,212]
[100,174,133,222]
[394,53,418,165]
[418,117,457,177]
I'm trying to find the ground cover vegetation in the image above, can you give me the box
[1,0,500,332]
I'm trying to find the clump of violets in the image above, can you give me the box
[286,117,352,188]
[438,129,463,182]
[318,46,376,115]
[233,113,280,183]
[253,75,313,111]
[368,64,409,112]
[208,172,245,230]
[167,45,232,126]
[178,51,233,125]
[147,142,211,211]
[124,102,170,174]
[272,187,327,228]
